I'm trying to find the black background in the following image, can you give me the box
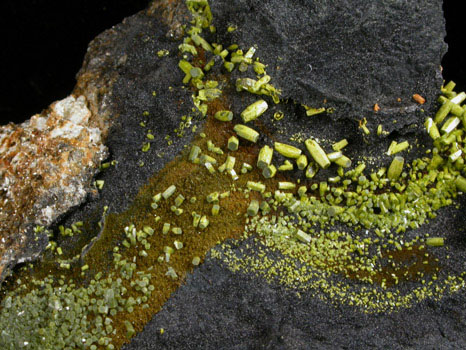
[0,0,464,126]
[0,0,149,125]
[442,0,466,95]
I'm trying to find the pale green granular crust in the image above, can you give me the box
[209,75,466,314]
[0,269,153,350]
[211,238,465,313]
[210,135,466,312]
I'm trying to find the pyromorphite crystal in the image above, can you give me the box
[228,136,239,151]
[3,1,466,348]
[257,145,273,169]
[455,175,466,192]
[234,124,260,143]
[305,139,330,169]
[274,142,302,158]
[387,156,404,180]
[278,182,296,190]
[332,139,348,151]
[426,237,444,247]
[162,185,176,199]
[241,100,268,123]
[296,154,308,170]
[192,256,201,266]
[247,200,260,216]
[262,164,277,179]
[214,110,233,121]
[247,181,266,192]
[296,229,312,243]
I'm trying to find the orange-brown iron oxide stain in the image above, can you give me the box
[80,98,284,348]
[0,67,283,350]
[345,245,440,287]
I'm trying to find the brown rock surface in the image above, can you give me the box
[0,95,107,281]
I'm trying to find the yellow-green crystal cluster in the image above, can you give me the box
[211,81,466,312]
[1,1,466,350]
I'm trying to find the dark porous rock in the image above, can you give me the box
[124,255,466,350]
[211,0,446,133]
[0,0,445,280]
[2,0,462,349]
[70,4,199,217]
[99,0,460,349]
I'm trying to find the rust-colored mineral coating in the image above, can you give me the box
[147,0,190,40]
[0,95,107,282]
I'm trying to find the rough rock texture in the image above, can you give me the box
[0,95,107,280]
[124,253,466,350]
[211,0,446,133]
[2,0,461,349]
[0,0,446,281]
[0,0,186,282]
